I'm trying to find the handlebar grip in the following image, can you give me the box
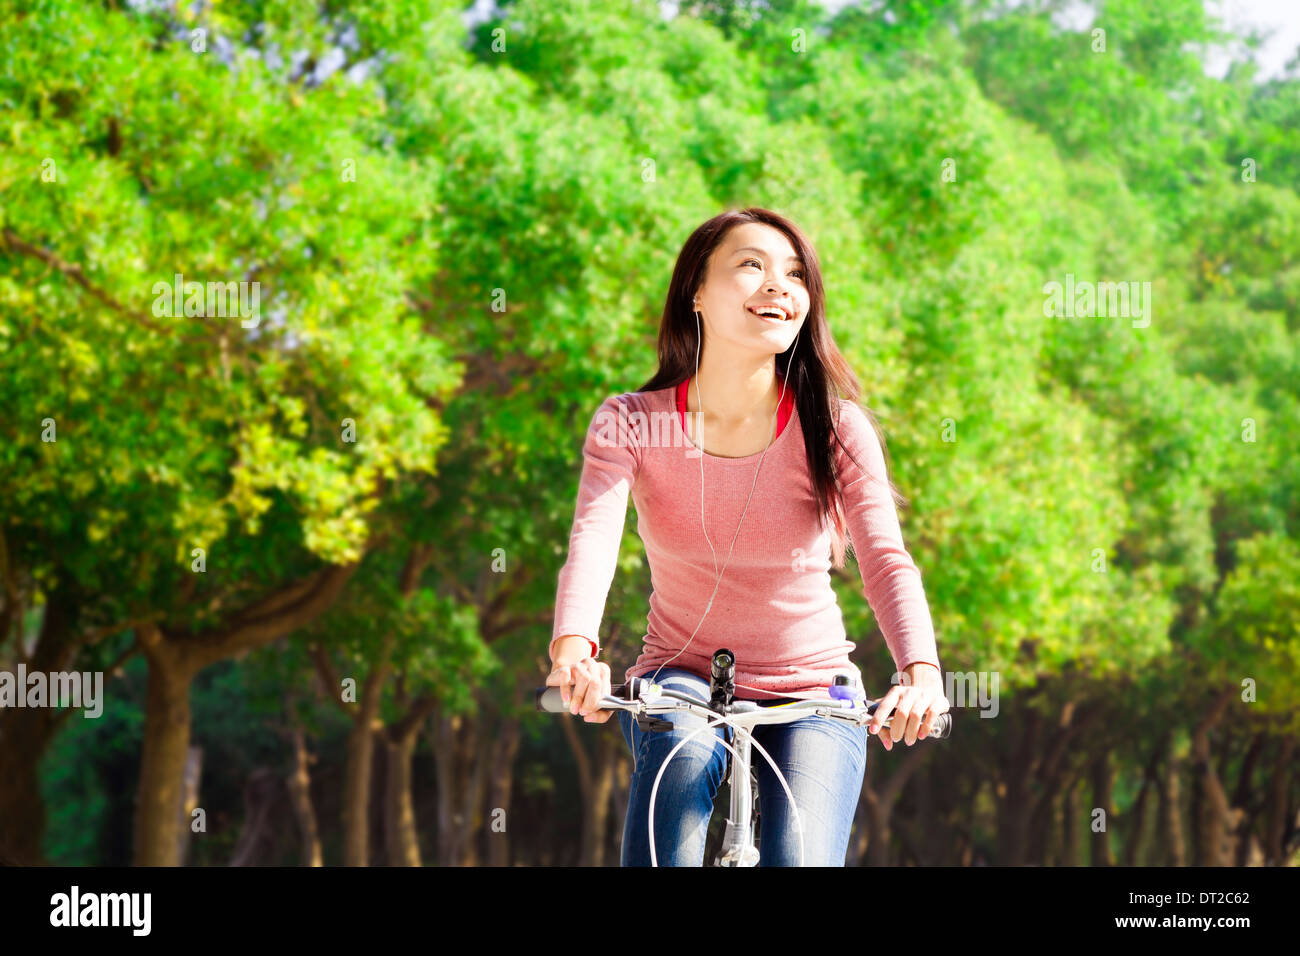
[536,679,647,714]
[867,701,954,739]
[536,686,568,713]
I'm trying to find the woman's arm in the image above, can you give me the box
[835,401,948,747]
[550,634,599,664]
[834,401,942,676]
[550,394,643,664]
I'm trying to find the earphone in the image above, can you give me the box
[646,297,801,695]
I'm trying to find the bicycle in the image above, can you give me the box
[537,647,953,866]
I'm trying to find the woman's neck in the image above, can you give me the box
[684,360,782,426]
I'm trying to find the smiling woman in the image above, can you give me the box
[546,206,949,867]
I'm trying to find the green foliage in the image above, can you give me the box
[1,0,460,632]
[5,0,1297,865]
[1196,533,1300,730]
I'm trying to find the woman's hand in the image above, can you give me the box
[868,662,948,750]
[546,656,614,723]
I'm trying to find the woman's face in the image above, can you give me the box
[692,222,810,358]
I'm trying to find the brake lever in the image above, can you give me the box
[636,714,675,733]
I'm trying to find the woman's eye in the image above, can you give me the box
[743,258,804,279]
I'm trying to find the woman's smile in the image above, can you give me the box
[746,303,798,325]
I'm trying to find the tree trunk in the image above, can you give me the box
[285,726,322,867]
[847,794,868,867]
[133,631,198,866]
[1047,776,1063,865]
[487,715,521,867]
[559,714,600,865]
[431,706,487,866]
[1089,751,1113,866]
[996,707,1040,865]
[132,563,361,866]
[1026,699,1102,864]
[133,562,362,866]
[1263,738,1295,865]
[0,710,55,866]
[1231,732,1264,867]
[332,641,391,868]
[608,749,631,867]
[1029,766,1072,865]
[588,729,620,867]
[432,708,461,866]
[229,768,287,866]
[902,765,936,866]
[862,744,930,866]
[176,746,203,865]
[384,728,422,866]
[463,710,490,866]
[1283,771,1300,864]
[1122,744,1162,866]
[1060,773,1079,866]
[862,780,889,866]
[1284,776,1300,864]
[921,764,954,865]
[1191,689,1238,866]
[1157,737,1186,866]
[0,589,78,865]
[342,717,379,866]
[895,817,926,865]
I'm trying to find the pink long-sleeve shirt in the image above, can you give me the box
[549,382,942,700]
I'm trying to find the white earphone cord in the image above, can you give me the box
[646,306,800,695]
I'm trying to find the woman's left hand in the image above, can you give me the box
[868,662,948,750]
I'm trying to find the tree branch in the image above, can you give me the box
[185,561,363,671]
[388,693,438,741]
[481,571,529,624]
[51,639,142,732]
[399,542,434,598]
[457,350,545,396]
[307,642,352,718]
[82,613,163,647]
[428,554,476,605]
[2,228,171,335]
[482,609,553,642]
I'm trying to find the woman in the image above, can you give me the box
[546,207,948,866]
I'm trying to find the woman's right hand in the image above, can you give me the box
[546,656,614,723]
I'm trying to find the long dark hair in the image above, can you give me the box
[636,207,908,569]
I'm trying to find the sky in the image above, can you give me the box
[1203,0,1300,80]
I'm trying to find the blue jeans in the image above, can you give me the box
[616,667,867,866]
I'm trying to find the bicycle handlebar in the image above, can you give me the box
[535,680,953,740]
